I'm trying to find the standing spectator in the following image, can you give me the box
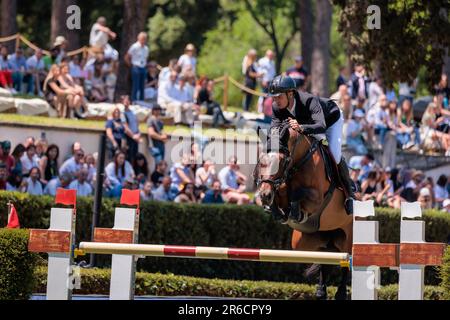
[69,168,93,197]
[153,176,176,202]
[39,144,59,185]
[20,144,39,176]
[340,94,354,122]
[336,66,349,91]
[202,180,224,204]
[435,175,449,208]
[133,153,149,186]
[195,159,217,190]
[22,167,43,196]
[105,151,135,193]
[59,148,84,179]
[346,109,368,155]
[0,45,14,92]
[174,183,198,203]
[350,64,370,101]
[218,156,250,205]
[0,141,14,174]
[368,77,384,109]
[178,43,197,74]
[151,160,167,187]
[121,95,141,162]
[147,105,168,164]
[140,181,153,201]
[144,61,159,100]
[53,36,68,64]
[242,49,262,111]
[105,107,126,159]
[286,56,309,91]
[257,49,276,92]
[44,173,72,196]
[10,144,25,175]
[89,17,118,61]
[125,32,149,102]
[9,47,27,93]
[25,49,46,96]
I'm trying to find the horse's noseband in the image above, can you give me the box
[254,154,291,191]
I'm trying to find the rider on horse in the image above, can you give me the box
[266,74,355,215]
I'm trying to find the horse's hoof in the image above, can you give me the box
[315,285,327,300]
[335,286,349,300]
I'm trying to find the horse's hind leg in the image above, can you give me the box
[335,267,350,300]
[316,264,331,300]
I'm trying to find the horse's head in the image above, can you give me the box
[254,151,290,207]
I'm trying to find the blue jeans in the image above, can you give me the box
[131,66,146,102]
[375,125,389,145]
[150,145,165,164]
[347,137,368,155]
[12,72,24,92]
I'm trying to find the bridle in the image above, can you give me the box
[253,153,291,190]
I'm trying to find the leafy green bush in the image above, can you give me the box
[0,229,39,300]
[33,267,445,300]
[0,191,449,285]
[440,246,450,300]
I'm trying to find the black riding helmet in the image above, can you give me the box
[268,75,297,97]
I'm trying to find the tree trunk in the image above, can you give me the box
[115,0,143,98]
[1,0,18,53]
[298,0,314,73]
[444,48,450,79]
[66,0,80,51]
[311,0,332,97]
[50,0,80,50]
[140,0,151,31]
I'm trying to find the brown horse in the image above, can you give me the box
[254,127,353,299]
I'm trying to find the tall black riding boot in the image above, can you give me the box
[337,158,355,215]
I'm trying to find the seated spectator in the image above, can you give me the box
[153,176,176,202]
[42,47,60,72]
[25,49,46,96]
[22,167,43,195]
[421,102,450,154]
[58,62,86,118]
[147,105,168,164]
[434,175,449,208]
[158,59,179,85]
[151,160,167,187]
[69,55,84,85]
[400,170,426,202]
[361,170,380,201]
[105,151,135,194]
[88,62,108,102]
[10,144,25,175]
[170,153,195,193]
[442,199,450,213]
[195,159,217,190]
[20,144,39,176]
[43,65,71,117]
[397,99,420,150]
[9,47,27,93]
[202,180,225,204]
[35,139,48,160]
[144,61,159,100]
[218,156,250,205]
[6,168,22,192]
[59,148,85,179]
[133,153,149,187]
[0,45,14,92]
[105,107,126,160]
[418,187,433,210]
[84,153,97,185]
[44,173,72,196]
[104,58,118,102]
[346,109,368,155]
[340,94,354,122]
[0,163,7,190]
[373,94,390,146]
[39,144,59,185]
[196,78,230,128]
[175,74,197,126]
[140,181,153,201]
[69,168,93,197]
[174,183,198,204]
[0,141,14,174]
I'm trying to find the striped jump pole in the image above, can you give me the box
[77,242,350,266]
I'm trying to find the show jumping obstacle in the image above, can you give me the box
[27,189,447,300]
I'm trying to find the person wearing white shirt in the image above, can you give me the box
[20,145,40,176]
[174,75,196,126]
[104,151,135,189]
[368,78,384,109]
[178,43,197,74]
[69,168,93,197]
[24,167,43,196]
[435,175,449,208]
[257,50,276,90]
[373,95,390,145]
[59,149,85,179]
[89,17,118,60]
[195,160,217,189]
[125,32,150,102]
[25,49,46,95]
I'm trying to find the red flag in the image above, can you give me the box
[7,204,20,229]
[120,189,140,207]
[55,188,77,207]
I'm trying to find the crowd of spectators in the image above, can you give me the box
[0,136,252,206]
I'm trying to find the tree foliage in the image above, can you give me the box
[334,0,450,88]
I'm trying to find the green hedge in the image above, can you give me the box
[33,267,446,300]
[0,191,449,285]
[441,246,450,300]
[0,229,39,300]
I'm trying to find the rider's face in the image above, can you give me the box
[273,93,290,109]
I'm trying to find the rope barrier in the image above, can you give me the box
[228,76,268,98]
[0,34,19,43]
